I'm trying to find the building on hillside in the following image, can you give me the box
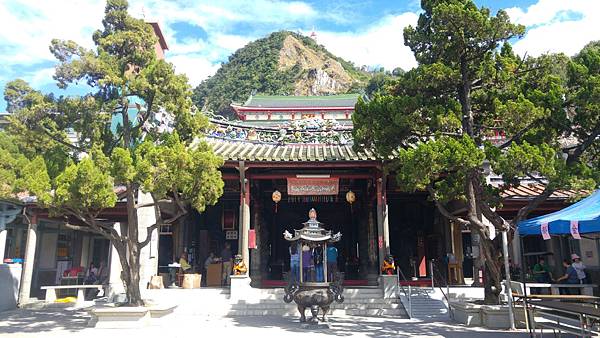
[230,94,359,126]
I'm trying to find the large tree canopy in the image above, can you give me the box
[1,0,224,305]
[354,0,599,304]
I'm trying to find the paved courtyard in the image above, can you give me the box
[0,308,535,338]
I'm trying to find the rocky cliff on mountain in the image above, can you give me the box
[192,31,368,118]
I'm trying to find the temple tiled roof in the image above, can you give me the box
[205,137,377,162]
[500,184,586,200]
[238,94,360,109]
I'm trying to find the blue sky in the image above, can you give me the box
[1,0,599,111]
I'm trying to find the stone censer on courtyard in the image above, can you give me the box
[283,208,344,324]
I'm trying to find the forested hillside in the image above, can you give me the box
[192,31,369,118]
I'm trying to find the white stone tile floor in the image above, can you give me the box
[0,308,544,338]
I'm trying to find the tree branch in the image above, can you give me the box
[497,120,538,149]
[426,185,469,225]
[510,184,555,227]
[567,123,600,165]
[39,125,86,152]
[134,199,170,209]
[63,222,100,234]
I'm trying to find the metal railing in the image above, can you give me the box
[429,259,449,303]
[397,267,412,318]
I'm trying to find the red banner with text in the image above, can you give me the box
[287,178,339,196]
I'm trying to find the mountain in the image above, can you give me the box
[192,31,370,118]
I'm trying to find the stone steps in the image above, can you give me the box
[400,287,449,320]
[230,301,402,310]
[142,287,407,318]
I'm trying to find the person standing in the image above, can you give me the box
[556,259,579,294]
[221,243,233,286]
[289,244,300,282]
[571,254,587,284]
[313,245,324,282]
[302,245,313,282]
[326,245,338,282]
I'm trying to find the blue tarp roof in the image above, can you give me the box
[518,190,600,236]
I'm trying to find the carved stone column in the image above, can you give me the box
[18,214,37,305]
[250,181,262,287]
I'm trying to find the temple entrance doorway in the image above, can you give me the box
[387,193,439,281]
[257,178,372,285]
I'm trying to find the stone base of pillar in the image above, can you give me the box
[249,273,262,288]
[379,275,398,299]
[367,273,379,286]
[230,275,256,303]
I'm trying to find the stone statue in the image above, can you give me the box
[381,254,396,275]
[284,272,344,323]
[232,254,247,275]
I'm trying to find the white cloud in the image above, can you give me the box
[168,55,220,87]
[24,67,56,87]
[213,34,253,52]
[507,0,600,57]
[0,0,104,67]
[318,13,419,72]
[3,0,599,104]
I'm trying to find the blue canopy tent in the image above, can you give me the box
[518,190,600,236]
[516,189,600,334]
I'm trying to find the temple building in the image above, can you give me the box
[1,23,597,309]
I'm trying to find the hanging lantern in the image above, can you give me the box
[272,190,282,213]
[346,190,356,204]
[346,190,356,213]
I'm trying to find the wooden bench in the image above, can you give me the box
[41,285,103,305]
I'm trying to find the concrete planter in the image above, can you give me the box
[482,305,530,329]
[451,301,529,329]
[449,301,482,326]
[89,304,177,328]
[481,305,511,329]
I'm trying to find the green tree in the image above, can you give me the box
[354,0,599,304]
[1,0,223,306]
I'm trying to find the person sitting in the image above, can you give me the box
[556,259,580,294]
[202,252,217,287]
[532,257,552,283]
[179,252,192,273]
[84,262,100,300]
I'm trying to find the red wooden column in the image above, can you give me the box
[376,175,386,271]
[238,161,250,269]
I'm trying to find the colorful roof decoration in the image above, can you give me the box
[205,137,376,162]
[208,116,352,145]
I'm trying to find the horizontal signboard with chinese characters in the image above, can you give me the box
[287,178,339,196]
